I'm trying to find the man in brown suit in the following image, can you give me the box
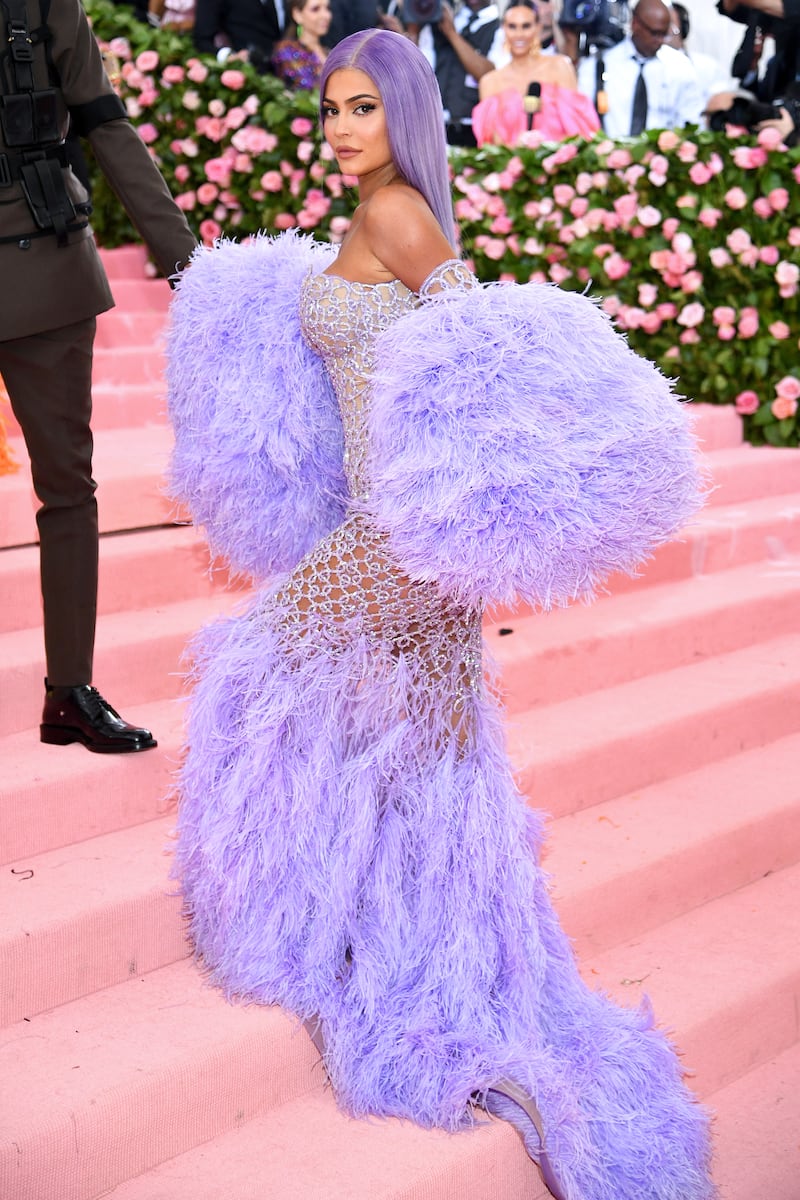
[0,0,197,751]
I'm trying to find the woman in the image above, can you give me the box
[473,1,600,143]
[271,0,331,89]
[167,29,714,1200]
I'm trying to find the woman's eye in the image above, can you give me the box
[322,106,337,119]
[355,103,376,115]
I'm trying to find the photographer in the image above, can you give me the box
[407,1,500,146]
[712,0,800,144]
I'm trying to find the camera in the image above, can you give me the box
[559,0,628,51]
[404,0,443,23]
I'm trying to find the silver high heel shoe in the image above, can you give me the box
[481,1078,569,1200]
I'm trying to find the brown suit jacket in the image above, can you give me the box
[0,0,197,341]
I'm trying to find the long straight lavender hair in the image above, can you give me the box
[319,30,457,250]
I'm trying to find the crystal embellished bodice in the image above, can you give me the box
[270,259,483,724]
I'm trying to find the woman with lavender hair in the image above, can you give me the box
[167,28,714,1200]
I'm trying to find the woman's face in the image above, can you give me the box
[322,68,393,181]
[293,0,332,39]
[503,5,540,55]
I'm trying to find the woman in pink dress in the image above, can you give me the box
[473,1,600,144]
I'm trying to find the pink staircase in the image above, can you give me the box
[1,245,799,1200]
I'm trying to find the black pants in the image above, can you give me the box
[0,317,98,686]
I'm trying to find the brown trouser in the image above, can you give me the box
[0,317,97,686]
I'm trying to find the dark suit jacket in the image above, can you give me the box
[193,0,283,56]
[0,0,197,342]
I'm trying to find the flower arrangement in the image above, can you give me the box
[85,0,799,446]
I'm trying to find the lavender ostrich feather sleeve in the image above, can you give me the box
[367,280,706,610]
[166,230,347,580]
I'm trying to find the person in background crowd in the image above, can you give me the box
[710,0,800,145]
[409,1,500,146]
[0,0,196,751]
[272,0,332,87]
[576,0,704,137]
[474,0,600,141]
[193,0,286,69]
[665,3,732,108]
[489,0,558,64]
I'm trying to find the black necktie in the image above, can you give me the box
[630,58,648,136]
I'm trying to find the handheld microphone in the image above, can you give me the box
[524,81,542,129]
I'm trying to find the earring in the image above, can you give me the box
[297,23,303,38]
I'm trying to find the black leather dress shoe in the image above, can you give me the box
[40,682,158,754]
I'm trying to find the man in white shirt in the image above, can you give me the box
[576,0,705,136]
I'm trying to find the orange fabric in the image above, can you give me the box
[472,83,601,146]
[0,380,19,475]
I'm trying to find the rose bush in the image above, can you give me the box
[85,0,799,446]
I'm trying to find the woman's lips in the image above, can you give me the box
[336,147,360,158]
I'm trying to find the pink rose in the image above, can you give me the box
[661,217,679,240]
[220,69,246,90]
[775,376,800,402]
[199,218,222,243]
[196,182,219,205]
[553,184,575,207]
[260,170,283,192]
[735,390,760,415]
[726,227,752,255]
[204,156,232,185]
[601,295,621,316]
[724,187,748,210]
[638,283,658,307]
[689,161,713,186]
[604,252,631,281]
[768,187,790,211]
[697,207,721,229]
[677,302,704,329]
[753,196,772,219]
[570,197,589,218]
[137,122,158,145]
[162,64,185,84]
[575,172,593,194]
[549,263,572,284]
[135,50,159,72]
[709,247,732,269]
[290,117,314,137]
[490,215,513,235]
[739,247,760,268]
[657,302,677,320]
[677,140,698,162]
[273,212,296,230]
[737,307,759,338]
[174,164,190,184]
[757,125,784,150]
[657,130,680,151]
[776,261,800,288]
[789,227,800,248]
[759,245,779,266]
[681,270,703,293]
[771,395,799,420]
[482,238,506,261]
[641,312,662,334]
[186,59,209,84]
[769,321,791,340]
[712,306,736,327]
[716,324,735,340]
[606,148,632,168]
[175,190,196,211]
[679,328,700,344]
[732,146,767,169]
[637,205,661,227]
[613,193,637,223]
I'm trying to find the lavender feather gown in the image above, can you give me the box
[173,258,714,1199]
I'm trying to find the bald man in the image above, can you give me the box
[576,0,704,137]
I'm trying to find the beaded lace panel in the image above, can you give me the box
[267,260,483,725]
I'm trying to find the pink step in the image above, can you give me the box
[98,245,151,279]
[0,698,184,864]
[1,817,187,1026]
[8,731,797,1027]
[0,959,320,1200]
[704,444,800,507]
[690,402,743,451]
[94,308,168,350]
[490,555,800,712]
[511,633,800,819]
[3,861,796,1200]
[709,1040,800,1199]
[91,344,167,388]
[0,424,177,548]
[546,732,800,956]
[591,861,800,1097]
[0,591,240,738]
[105,1089,537,1200]
[1,526,246,634]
